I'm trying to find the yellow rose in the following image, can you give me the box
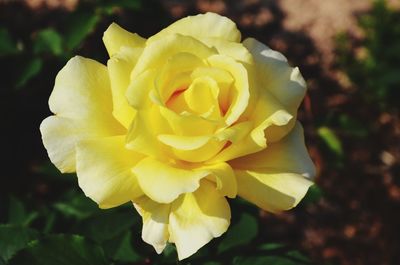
[40,13,315,260]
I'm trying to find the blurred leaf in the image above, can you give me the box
[80,210,137,243]
[8,196,38,226]
[286,250,311,263]
[33,29,63,55]
[218,213,258,253]
[233,255,310,265]
[338,115,369,138]
[103,230,141,263]
[0,28,18,56]
[317,126,343,157]
[64,11,100,50]
[258,243,286,251]
[0,224,39,262]
[15,57,43,89]
[0,256,5,265]
[53,191,98,220]
[9,234,108,265]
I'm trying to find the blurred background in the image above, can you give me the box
[1,0,400,265]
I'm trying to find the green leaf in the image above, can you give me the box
[258,243,286,251]
[317,126,343,157]
[0,224,39,262]
[80,209,137,243]
[218,213,258,253]
[103,230,141,263]
[0,28,18,56]
[338,114,369,138]
[53,191,98,220]
[8,196,38,226]
[0,256,6,265]
[64,11,100,50]
[15,57,43,89]
[33,29,63,55]
[9,234,108,265]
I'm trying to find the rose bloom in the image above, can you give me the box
[40,13,315,260]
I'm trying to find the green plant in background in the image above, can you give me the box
[337,0,400,111]
[0,0,142,90]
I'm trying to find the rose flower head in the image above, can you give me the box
[40,13,315,260]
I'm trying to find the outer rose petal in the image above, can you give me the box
[103,23,146,57]
[243,38,307,142]
[40,57,124,172]
[134,197,170,254]
[132,158,208,204]
[132,158,236,203]
[169,180,231,260]
[148,12,241,44]
[230,122,316,177]
[76,136,144,209]
[231,123,315,212]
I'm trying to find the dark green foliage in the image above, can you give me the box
[337,0,400,110]
[9,235,108,265]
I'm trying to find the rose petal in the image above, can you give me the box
[230,122,316,177]
[108,47,142,128]
[148,12,241,44]
[243,38,307,142]
[231,123,315,212]
[131,34,216,80]
[103,23,146,57]
[134,196,170,254]
[40,57,124,172]
[132,158,209,204]
[207,54,249,125]
[169,180,231,260]
[76,135,144,209]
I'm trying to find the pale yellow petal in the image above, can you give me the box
[203,163,237,198]
[132,158,209,204]
[234,170,313,213]
[40,116,83,173]
[230,122,316,178]
[202,37,253,64]
[103,23,146,57]
[148,12,241,45]
[169,180,231,260]
[125,69,157,110]
[159,106,218,137]
[41,57,124,173]
[125,105,171,158]
[155,52,205,103]
[134,197,170,254]
[207,54,249,125]
[108,47,142,128]
[231,123,315,212]
[243,38,307,142]
[76,136,144,209]
[157,134,211,151]
[131,34,216,80]
[208,92,293,163]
